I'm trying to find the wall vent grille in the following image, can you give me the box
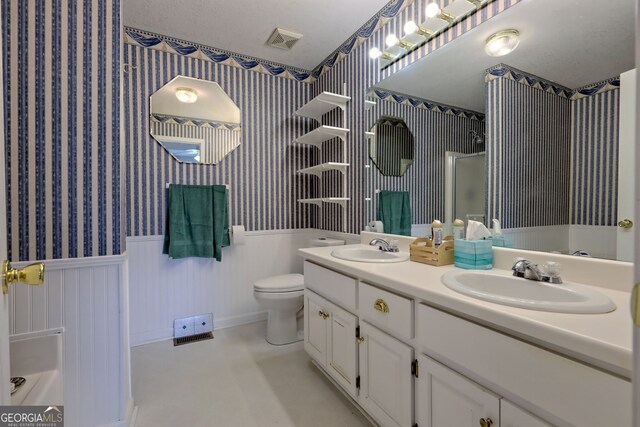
[267,28,303,50]
[174,332,213,346]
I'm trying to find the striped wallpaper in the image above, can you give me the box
[2,0,121,261]
[150,120,241,165]
[123,44,314,235]
[486,74,572,229]
[1,0,523,260]
[366,96,484,226]
[570,87,620,226]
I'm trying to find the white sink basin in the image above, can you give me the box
[331,246,409,263]
[441,270,616,314]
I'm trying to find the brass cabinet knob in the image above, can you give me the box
[618,219,634,229]
[479,418,493,427]
[318,310,329,319]
[357,336,365,344]
[318,310,324,318]
[2,260,45,295]
[373,298,389,313]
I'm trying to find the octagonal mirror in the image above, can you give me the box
[150,75,241,164]
[368,116,414,176]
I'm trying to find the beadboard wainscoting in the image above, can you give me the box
[8,255,132,427]
[127,229,356,347]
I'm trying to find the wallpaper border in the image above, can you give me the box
[368,88,485,121]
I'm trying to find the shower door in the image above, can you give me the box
[453,153,486,224]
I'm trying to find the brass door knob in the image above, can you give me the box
[373,298,389,313]
[479,418,493,427]
[2,260,45,295]
[618,219,634,229]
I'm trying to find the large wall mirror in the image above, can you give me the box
[365,0,635,262]
[150,75,241,164]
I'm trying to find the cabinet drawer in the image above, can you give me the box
[304,261,357,312]
[417,304,630,427]
[359,282,413,340]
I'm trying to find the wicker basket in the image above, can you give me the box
[410,236,455,266]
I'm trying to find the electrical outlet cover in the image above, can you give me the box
[174,316,195,338]
[194,313,214,334]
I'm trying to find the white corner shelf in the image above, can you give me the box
[365,100,376,110]
[365,131,375,139]
[297,162,349,177]
[295,125,349,148]
[323,197,350,208]
[297,198,324,206]
[297,197,350,208]
[296,91,351,122]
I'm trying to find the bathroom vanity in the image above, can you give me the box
[299,241,632,427]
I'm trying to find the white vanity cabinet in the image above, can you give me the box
[358,321,414,427]
[501,401,553,427]
[304,289,359,399]
[416,354,499,427]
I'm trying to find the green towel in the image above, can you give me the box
[163,184,230,261]
[378,191,411,236]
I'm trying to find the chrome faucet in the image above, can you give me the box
[369,238,399,252]
[512,259,562,284]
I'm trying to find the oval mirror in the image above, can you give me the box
[150,75,241,164]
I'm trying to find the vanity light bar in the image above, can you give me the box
[369,0,488,67]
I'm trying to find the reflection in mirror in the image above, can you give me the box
[150,75,241,164]
[369,116,415,176]
[365,0,634,261]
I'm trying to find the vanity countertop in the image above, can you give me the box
[299,244,633,378]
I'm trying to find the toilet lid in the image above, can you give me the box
[254,274,304,293]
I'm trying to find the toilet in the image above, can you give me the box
[254,237,345,345]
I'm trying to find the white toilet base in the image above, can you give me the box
[266,308,302,345]
[254,290,303,345]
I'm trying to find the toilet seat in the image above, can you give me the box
[253,273,304,293]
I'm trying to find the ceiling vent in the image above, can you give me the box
[267,28,303,50]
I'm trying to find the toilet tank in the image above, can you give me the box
[309,238,345,247]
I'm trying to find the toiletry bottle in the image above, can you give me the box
[492,219,503,238]
[431,220,443,247]
[453,219,464,240]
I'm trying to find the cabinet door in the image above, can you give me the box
[326,300,358,399]
[417,354,500,427]
[304,290,328,366]
[502,400,553,427]
[358,321,413,427]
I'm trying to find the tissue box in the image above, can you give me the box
[454,239,493,270]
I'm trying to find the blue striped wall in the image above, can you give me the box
[312,0,519,233]
[486,74,572,229]
[123,44,314,235]
[367,96,484,225]
[2,0,121,261]
[570,87,620,226]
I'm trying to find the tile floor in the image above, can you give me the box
[132,321,373,426]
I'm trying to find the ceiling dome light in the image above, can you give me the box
[425,2,441,18]
[485,29,520,57]
[385,33,400,48]
[369,47,383,59]
[175,87,197,103]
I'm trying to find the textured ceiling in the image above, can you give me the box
[375,0,635,112]
[123,0,392,70]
